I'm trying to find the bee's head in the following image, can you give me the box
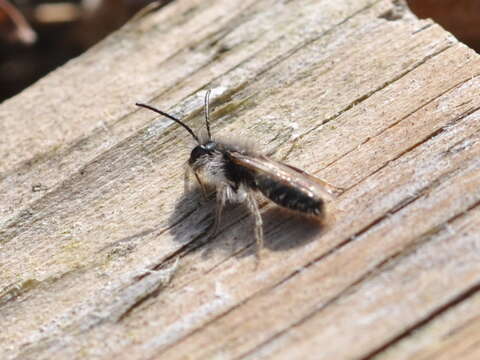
[189,141,216,169]
[136,90,216,170]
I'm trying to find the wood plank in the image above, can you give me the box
[1,0,480,359]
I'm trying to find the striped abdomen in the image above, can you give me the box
[254,174,325,217]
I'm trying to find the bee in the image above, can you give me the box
[136,91,340,258]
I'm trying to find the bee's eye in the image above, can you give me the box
[189,144,212,165]
[203,141,216,151]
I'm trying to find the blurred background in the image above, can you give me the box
[0,0,479,103]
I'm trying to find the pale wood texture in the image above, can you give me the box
[1,0,480,359]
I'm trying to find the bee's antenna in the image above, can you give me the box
[135,103,200,143]
[204,89,212,140]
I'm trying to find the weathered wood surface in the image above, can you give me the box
[1,0,480,359]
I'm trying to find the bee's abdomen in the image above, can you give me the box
[255,175,324,217]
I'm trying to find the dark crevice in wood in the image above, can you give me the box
[412,22,434,35]
[114,263,178,322]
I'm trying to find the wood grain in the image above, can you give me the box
[1,0,480,359]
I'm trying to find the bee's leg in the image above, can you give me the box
[185,165,208,201]
[209,186,228,239]
[193,170,208,201]
[246,192,263,261]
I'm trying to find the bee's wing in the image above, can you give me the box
[229,152,341,201]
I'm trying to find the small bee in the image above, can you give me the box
[136,91,340,257]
